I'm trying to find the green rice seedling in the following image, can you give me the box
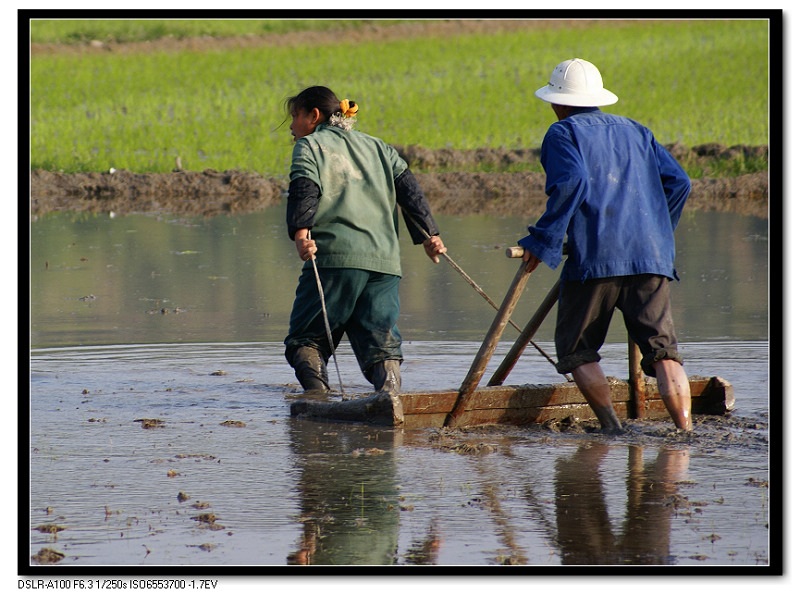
[29,19,409,44]
[706,152,770,177]
[30,19,769,176]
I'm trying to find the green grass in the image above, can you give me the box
[28,18,407,44]
[29,19,769,176]
[683,153,770,179]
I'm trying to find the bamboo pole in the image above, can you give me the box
[445,260,531,427]
[487,279,561,386]
[406,219,563,376]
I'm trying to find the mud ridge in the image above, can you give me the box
[29,144,768,219]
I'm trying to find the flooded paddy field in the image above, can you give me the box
[28,340,770,568]
[26,208,772,570]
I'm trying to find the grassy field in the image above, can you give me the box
[28,18,410,44]
[29,19,770,176]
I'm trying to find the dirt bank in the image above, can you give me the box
[29,143,768,219]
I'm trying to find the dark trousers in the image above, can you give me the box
[284,267,403,376]
[554,274,683,377]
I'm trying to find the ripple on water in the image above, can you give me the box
[28,341,770,567]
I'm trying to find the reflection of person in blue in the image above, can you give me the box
[553,443,689,564]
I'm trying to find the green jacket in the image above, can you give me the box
[290,124,408,276]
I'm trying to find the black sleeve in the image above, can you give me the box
[286,177,321,240]
[395,169,439,245]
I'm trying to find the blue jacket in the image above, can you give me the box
[518,108,691,282]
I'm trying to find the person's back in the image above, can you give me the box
[282,85,446,395]
[518,58,693,432]
[291,124,407,276]
[540,108,688,282]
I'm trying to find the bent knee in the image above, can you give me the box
[641,348,683,377]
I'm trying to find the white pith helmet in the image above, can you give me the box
[535,58,618,107]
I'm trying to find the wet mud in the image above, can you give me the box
[29,143,768,219]
[426,411,769,454]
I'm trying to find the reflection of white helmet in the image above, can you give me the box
[535,58,618,107]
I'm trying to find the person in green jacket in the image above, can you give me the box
[283,86,446,395]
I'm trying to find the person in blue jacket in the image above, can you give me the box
[283,86,446,395]
[519,58,693,432]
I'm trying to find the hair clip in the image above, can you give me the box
[339,99,359,118]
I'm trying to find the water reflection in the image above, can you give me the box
[403,520,442,565]
[287,419,401,565]
[286,418,444,565]
[29,208,768,348]
[550,444,689,565]
[28,341,768,566]
[286,418,693,565]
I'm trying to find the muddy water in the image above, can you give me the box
[27,208,771,568]
[29,208,767,347]
[29,342,769,567]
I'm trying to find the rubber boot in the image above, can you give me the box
[370,359,402,395]
[292,347,330,393]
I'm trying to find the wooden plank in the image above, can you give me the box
[413,401,639,429]
[289,391,404,426]
[628,339,646,418]
[690,376,735,415]
[400,382,627,413]
[451,403,592,428]
[401,413,450,430]
[451,383,596,409]
[400,391,459,414]
[289,376,734,428]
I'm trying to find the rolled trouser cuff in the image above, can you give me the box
[555,349,601,375]
[640,347,683,378]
